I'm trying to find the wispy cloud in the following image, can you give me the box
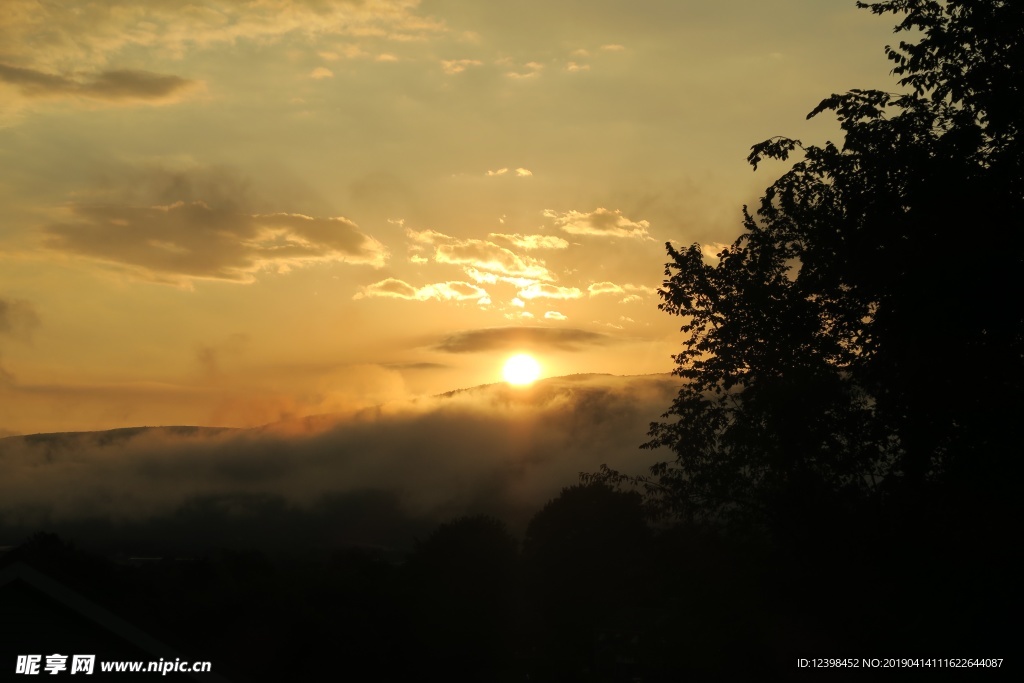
[436,241,553,281]
[587,282,649,296]
[441,58,482,74]
[544,207,653,240]
[505,61,544,80]
[488,234,568,250]
[518,283,582,301]
[354,278,488,302]
[406,228,555,282]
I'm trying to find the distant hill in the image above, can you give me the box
[0,373,678,554]
[1,425,237,448]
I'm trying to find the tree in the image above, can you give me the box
[402,515,520,679]
[521,484,651,681]
[641,0,1024,530]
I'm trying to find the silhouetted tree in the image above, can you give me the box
[403,515,521,680]
[640,0,1023,533]
[521,484,651,681]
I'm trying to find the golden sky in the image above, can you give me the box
[0,0,899,435]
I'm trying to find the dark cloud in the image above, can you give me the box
[385,362,449,370]
[0,63,195,101]
[0,298,40,340]
[0,298,40,390]
[0,357,15,388]
[435,326,614,353]
[0,375,678,550]
[42,202,388,284]
[195,333,249,381]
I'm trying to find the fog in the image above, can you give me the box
[0,374,678,552]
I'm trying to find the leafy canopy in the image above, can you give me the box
[633,0,1023,527]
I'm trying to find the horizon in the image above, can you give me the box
[0,372,682,553]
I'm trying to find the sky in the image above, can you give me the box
[0,0,902,436]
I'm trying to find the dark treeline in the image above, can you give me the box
[0,490,739,682]
[3,476,1012,681]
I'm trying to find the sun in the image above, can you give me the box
[503,353,541,385]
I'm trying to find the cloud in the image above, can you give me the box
[405,229,555,282]
[505,61,544,80]
[435,327,613,353]
[0,298,38,391]
[587,281,649,297]
[441,59,482,74]
[0,0,441,74]
[0,63,196,102]
[195,333,249,381]
[436,241,553,281]
[588,281,624,296]
[485,167,532,178]
[320,44,371,60]
[43,202,388,285]
[0,298,40,341]
[354,278,488,302]
[463,268,537,289]
[518,283,582,300]
[405,228,452,246]
[566,62,590,72]
[702,242,732,261]
[384,361,449,370]
[405,229,561,282]
[354,278,418,299]
[544,208,652,240]
[601,44,627,51]
[0,298,41,390]
[0,374,679,548]
[544,311,567,321]
[488,234,568,250]
[309,67,334,79]
[0,358,15,388]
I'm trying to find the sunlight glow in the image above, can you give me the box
[503,353,541,385]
